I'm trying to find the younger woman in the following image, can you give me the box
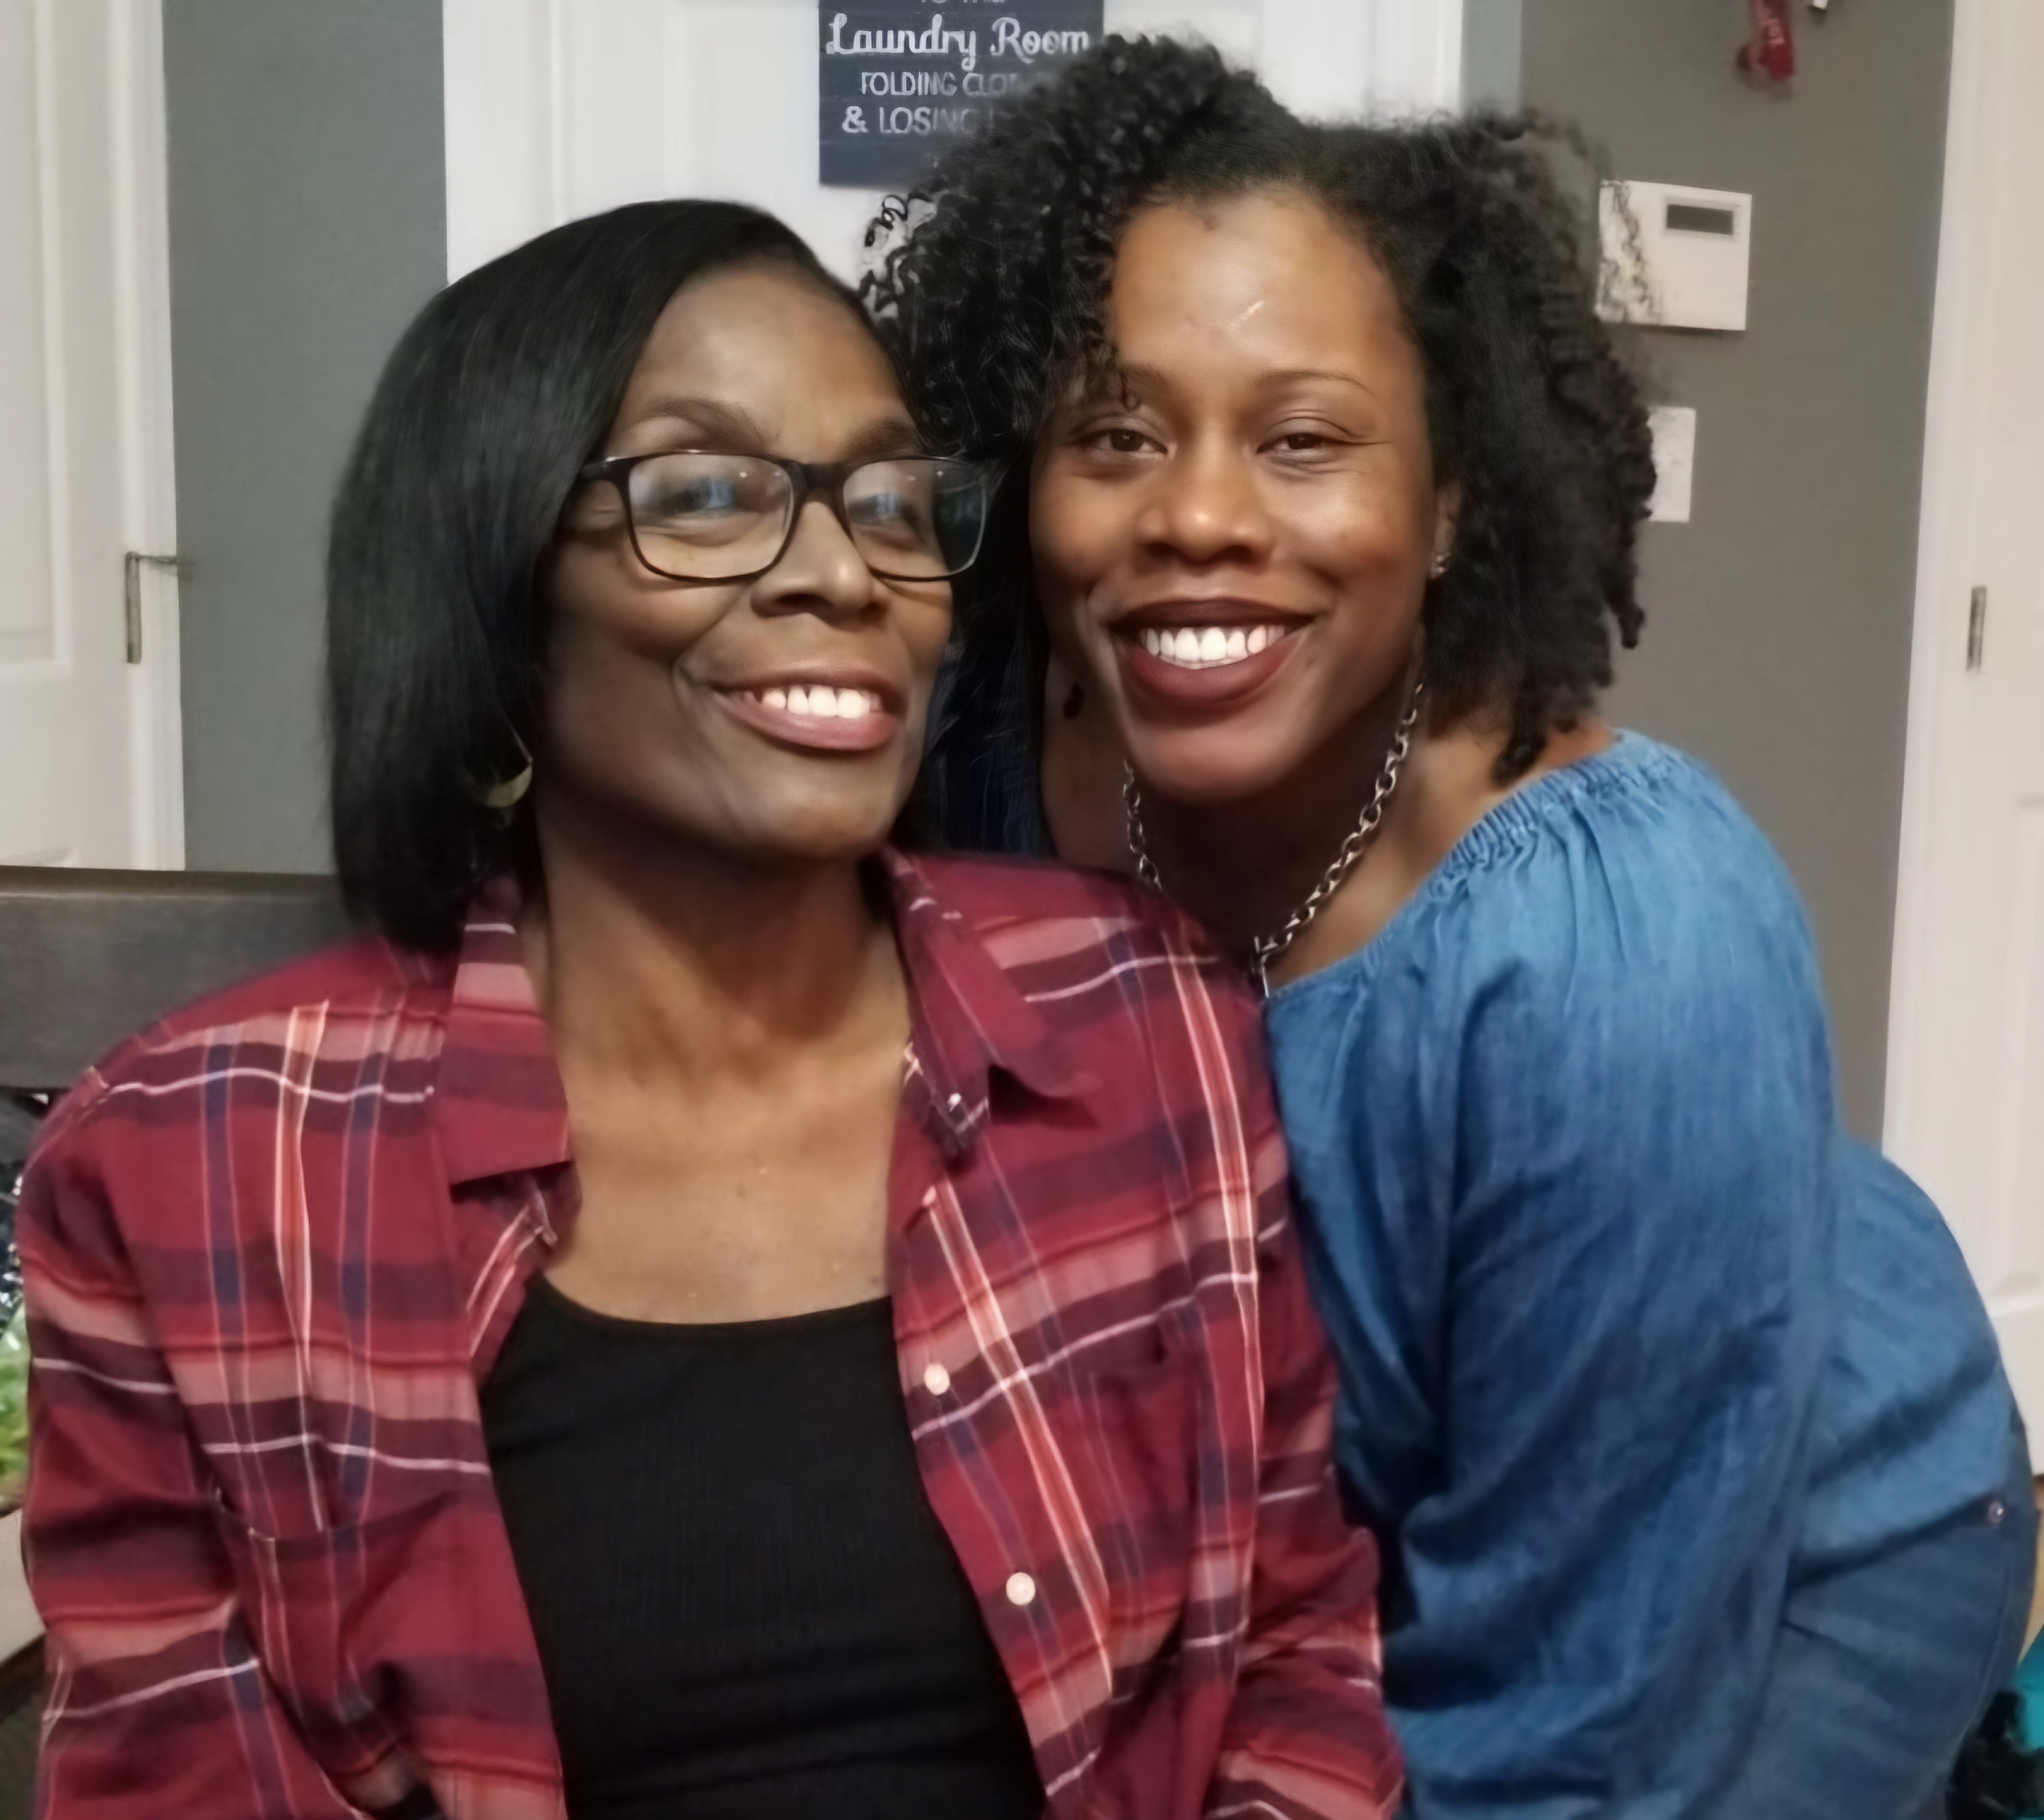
[875,40,2036,1818]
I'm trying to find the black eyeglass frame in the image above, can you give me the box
[574,450,995,584]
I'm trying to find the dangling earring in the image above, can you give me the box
[482,730,534,811]
[1062,679,1087,721]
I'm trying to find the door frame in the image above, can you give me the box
[1885,0,2000,1151]
[110,0,185,868]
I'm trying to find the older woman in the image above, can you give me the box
[874,40,2035,1819]
[18,198,1400,1820]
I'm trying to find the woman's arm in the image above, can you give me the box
[1206,1003,1404,1820]
[20,1119,367,1820]
[1376,884,1836,1816]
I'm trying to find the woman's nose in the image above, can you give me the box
[754,498,880,619]
[1134,442,1275,567]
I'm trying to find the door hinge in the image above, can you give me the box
[1966,585,1988,672]
[122,552,186,663]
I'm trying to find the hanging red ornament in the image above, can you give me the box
[1736,0,1797,84]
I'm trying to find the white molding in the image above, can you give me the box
[1885,0,1990,1153]
[31,0,73,678]
[110,0,183,868]
[443,0,565,281]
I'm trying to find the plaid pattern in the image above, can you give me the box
[19,852,1398,1820]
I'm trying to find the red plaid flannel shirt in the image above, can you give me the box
[19,852,1399,1820]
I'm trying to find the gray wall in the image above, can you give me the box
[1514,1,1952,1138]
[165,0,446,872]
[1461,0,1523,112]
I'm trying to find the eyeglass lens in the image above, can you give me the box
[625,454,986,581]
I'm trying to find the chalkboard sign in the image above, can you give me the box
[819,1,1105,189]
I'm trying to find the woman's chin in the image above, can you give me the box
[1126,722,1308,812]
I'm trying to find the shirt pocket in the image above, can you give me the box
[1057,1332,1199,1693]
[211,1489,455,1810]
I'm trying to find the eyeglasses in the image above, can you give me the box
[575,450,993,584]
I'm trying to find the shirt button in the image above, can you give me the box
[922,1362,951,1397]
[1005,1571,1036,1608]
[1986,1497,2008,1527]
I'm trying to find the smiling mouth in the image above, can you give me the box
[712,679,901,754]
[1129,622,1300,670]
[734,684,886,722]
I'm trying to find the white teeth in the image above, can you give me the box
[1137,623,1290,669]
[752,685,882,719]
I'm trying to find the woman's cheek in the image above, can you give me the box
[1293,486,1419,583]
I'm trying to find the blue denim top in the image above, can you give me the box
[1265,733,2022,1816]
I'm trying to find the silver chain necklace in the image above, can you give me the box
[1124,679,1425,996]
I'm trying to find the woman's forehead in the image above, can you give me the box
[611,265,903,447]
[1108,193,1404,352]
[1094,194,1414,402]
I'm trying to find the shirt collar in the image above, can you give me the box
[881,850,1097,1135]
[434,877,573,1186]
[433,855,1094,1187]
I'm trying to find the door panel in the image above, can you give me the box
[0,0,180,869]
[443,0,1463,282]
[1888,0,2044,1454]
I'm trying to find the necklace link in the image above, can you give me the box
[1125,679,1426,996]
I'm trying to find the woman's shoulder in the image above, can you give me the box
[1272,736,1832,1096]
[1293,737,1813,1000]
[32,930,443,1162]
[904,849,1222,961]
[899,849,1265,1055]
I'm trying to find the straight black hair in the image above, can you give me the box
[326,200,862,952]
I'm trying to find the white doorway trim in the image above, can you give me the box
[1889,2,2014,1138]
[1885,0,2044,1451]
[112,0,184,869]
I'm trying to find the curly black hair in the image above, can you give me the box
[864,37,1655,845]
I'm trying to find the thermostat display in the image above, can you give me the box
[1599,180,1753,332]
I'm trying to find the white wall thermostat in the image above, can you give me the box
[1598,180,1753,332]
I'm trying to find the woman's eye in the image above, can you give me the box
[1273,431,1332,454]
[1080,425,1155,456]
[655,479,740,516]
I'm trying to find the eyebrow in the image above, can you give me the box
[1082,361,1383,410]
[1262,367,1382,398]
[835,415,927,463]
[614,395,770,450]
[612,395,925,463]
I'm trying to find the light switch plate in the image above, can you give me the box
[1599,181,1752,332]
[1648,406,1696,523]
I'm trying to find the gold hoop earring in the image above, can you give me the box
[481,731,533,810]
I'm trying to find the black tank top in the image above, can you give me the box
[480,1279,1043,1820]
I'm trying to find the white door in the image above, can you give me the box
[0,0,182,870]
[1886,0,2044,1455]
[443,0,1462,283]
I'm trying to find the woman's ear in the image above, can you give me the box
[1430,479,1463,574]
